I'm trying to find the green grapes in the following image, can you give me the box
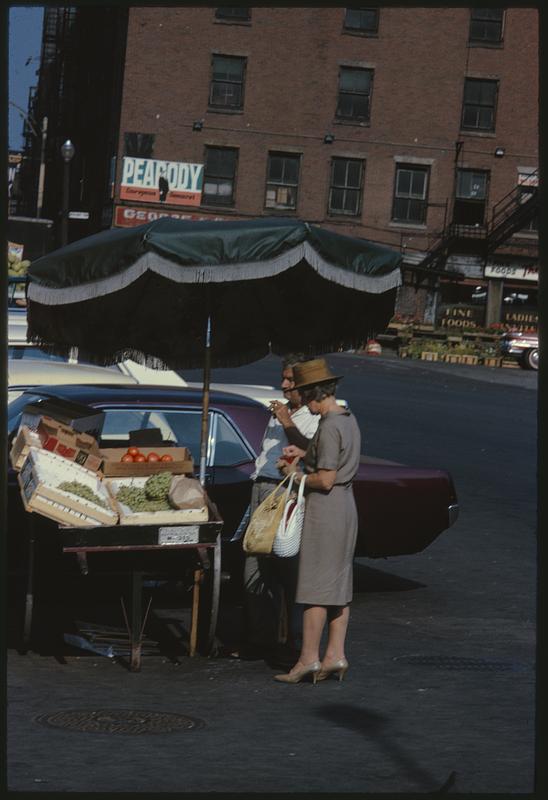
[57,480,108,509]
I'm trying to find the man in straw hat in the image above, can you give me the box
[235,354,320,664]
[273,356,361,684]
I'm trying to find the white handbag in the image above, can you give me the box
[272,472,307,558]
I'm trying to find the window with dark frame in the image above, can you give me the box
[201,146,238,206]
[209,55,247,110]
[453,168,489,226]
[265,152,300,210]
[469,8,504,43]
[336,67,373,122]
[392,165,429,224]
[215,8,251,22]
[343,8,379,34]
[517,174,539,233]
[124,133,155,158]
[461,78,498,132]
[328,157,364,216]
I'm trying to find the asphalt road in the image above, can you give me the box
[6,352,537,793]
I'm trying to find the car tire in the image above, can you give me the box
[523,348,539,371]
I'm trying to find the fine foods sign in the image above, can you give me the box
[120,157,204,207]
[485,263,539,283]
[437,304,485,329]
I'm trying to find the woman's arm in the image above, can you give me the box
[298,469,337,492]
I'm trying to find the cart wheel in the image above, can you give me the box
[196,534,221,656]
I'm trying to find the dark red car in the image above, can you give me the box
[8,383,459,566]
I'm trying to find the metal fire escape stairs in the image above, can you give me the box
[411,170,539,288]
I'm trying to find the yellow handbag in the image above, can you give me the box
[243,474,293,555]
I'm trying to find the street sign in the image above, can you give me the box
[68,211,90,220]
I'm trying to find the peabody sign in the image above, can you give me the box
[437,304,485,329]
[120,157,204,207]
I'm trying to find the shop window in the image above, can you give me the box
[123,133,154,158]
[469,9,504,44]
[343,8,379,34]
[392,165,429,224]
[202,146,238,206]
[265,152,300,210]
[209,55,247,110]
[214,8,251,22]
[461,79,498,132]
[328,157,364,216]
[453,169,489,226]
[336,67,373,122]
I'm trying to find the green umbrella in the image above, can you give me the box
[27,216,402,482]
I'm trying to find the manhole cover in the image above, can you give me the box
[35,709,204,734]
[392,655,531,672]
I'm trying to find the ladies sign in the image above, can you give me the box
[120,157,204,207]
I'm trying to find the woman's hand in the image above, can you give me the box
[276,457,299,475]
[282,445,306,460]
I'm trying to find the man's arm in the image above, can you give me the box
[272,403,312,450]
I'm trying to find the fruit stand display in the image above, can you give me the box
[11,402,223,671]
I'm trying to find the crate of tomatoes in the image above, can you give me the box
[99,445,194,478]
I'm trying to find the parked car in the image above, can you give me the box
[499,330,539,370]
[8,383,459,571]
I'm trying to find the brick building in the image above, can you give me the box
[24,6,539,331]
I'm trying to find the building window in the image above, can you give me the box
[461,79,498,132]
[328,158,364,216]
[209,55,246,110]
[392,165,429,224]
[336,67,373,122]
[343,7,379,34]
[124,133,154,158]
[215,8,251,22]
[202,147,238,206]
[469,9,504,44]
[453,169,489,226]
[517,171,539,233]
[265,153,300,210]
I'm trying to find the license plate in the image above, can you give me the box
[158,526,199,545]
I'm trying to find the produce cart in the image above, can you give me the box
[22,509,223,671]
[14,418,224,670]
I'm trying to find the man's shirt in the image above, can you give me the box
[251,404,319,480]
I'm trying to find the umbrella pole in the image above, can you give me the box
[199,315,212,487]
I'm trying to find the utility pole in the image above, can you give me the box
[36,116,48,218]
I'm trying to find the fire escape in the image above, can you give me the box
[412,170,539,283]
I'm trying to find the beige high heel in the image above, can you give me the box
[274,661,321,684]
[317,658,349,682]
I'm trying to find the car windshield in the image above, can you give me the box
[7,392,44,433]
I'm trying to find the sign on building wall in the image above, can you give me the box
[436,304,485,329]
[484,263,539,283]
[114,205,226,228]
[501,309,538,331]
[120,157,204,206]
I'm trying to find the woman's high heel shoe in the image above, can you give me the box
[317,658,349,682]
[274,661,321,684]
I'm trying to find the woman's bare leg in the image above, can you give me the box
[292,605,326,668]
[323,605,350,663]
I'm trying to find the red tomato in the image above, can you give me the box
[133,454,147,463]
[127,446,140,457]
[146,452,160,462]
[121,453,134,463]
[160,454,173,462]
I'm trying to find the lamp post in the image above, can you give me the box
[60,139,75,246]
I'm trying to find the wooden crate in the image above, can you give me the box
[104,476,209,526]
[420,352,439,362]
[100,447,194,477]
[18,447,118,527]
[10,425,42,471]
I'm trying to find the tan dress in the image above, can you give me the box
[295,409,361,606]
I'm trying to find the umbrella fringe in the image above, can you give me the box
[27,243,401,306]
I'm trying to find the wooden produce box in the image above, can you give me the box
[18,447,118,528]
[100,447,194,477]
[9,425,42,471]
[105,476,209,527]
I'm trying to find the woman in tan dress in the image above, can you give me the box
[274,358,361,685]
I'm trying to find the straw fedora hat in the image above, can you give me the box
[292,358,343,390]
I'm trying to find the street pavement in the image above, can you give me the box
[5,351,538,793]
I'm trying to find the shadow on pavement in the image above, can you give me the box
[353,562,426,593]
[315,703,456,793]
